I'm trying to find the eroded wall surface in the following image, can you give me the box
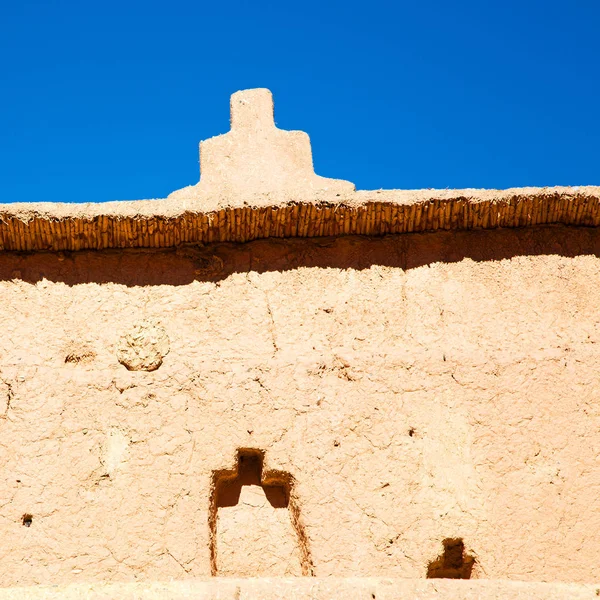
[0,225,599,586]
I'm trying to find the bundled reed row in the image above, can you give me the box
[0,192,599,252]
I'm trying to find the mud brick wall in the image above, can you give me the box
[0,225,599,586]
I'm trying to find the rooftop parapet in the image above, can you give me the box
[0,88,598,252]
[169,88,354,202]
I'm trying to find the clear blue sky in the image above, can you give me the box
[1,0,599,203]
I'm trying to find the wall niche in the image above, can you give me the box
[427,538,475,579]
[209,448,313,576]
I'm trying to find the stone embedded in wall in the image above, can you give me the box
[116,320,170,372]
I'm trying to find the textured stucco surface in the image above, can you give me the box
[0,225,599,586]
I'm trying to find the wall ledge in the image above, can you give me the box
[0,578,598,599]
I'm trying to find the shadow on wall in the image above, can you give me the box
[0,225,599,286]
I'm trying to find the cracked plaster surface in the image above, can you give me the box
[0,227,599,585]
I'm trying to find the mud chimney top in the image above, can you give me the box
[168,88,355,202]
[229,88,275,131]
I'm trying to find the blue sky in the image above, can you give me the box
[1,0,599,203]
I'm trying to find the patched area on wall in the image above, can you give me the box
[117,320,170,372]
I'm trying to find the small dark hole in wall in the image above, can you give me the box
[427,538,475,579]
[22,514,32,527]
[408,428,416,437]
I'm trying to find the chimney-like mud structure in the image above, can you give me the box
[0,89,599,599]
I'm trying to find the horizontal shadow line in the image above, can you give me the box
[0,225,598,287]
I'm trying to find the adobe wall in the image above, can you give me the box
[0,224,599,587]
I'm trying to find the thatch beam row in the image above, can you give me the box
[1,192,600,252]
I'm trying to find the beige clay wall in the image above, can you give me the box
[0,224,599,586]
